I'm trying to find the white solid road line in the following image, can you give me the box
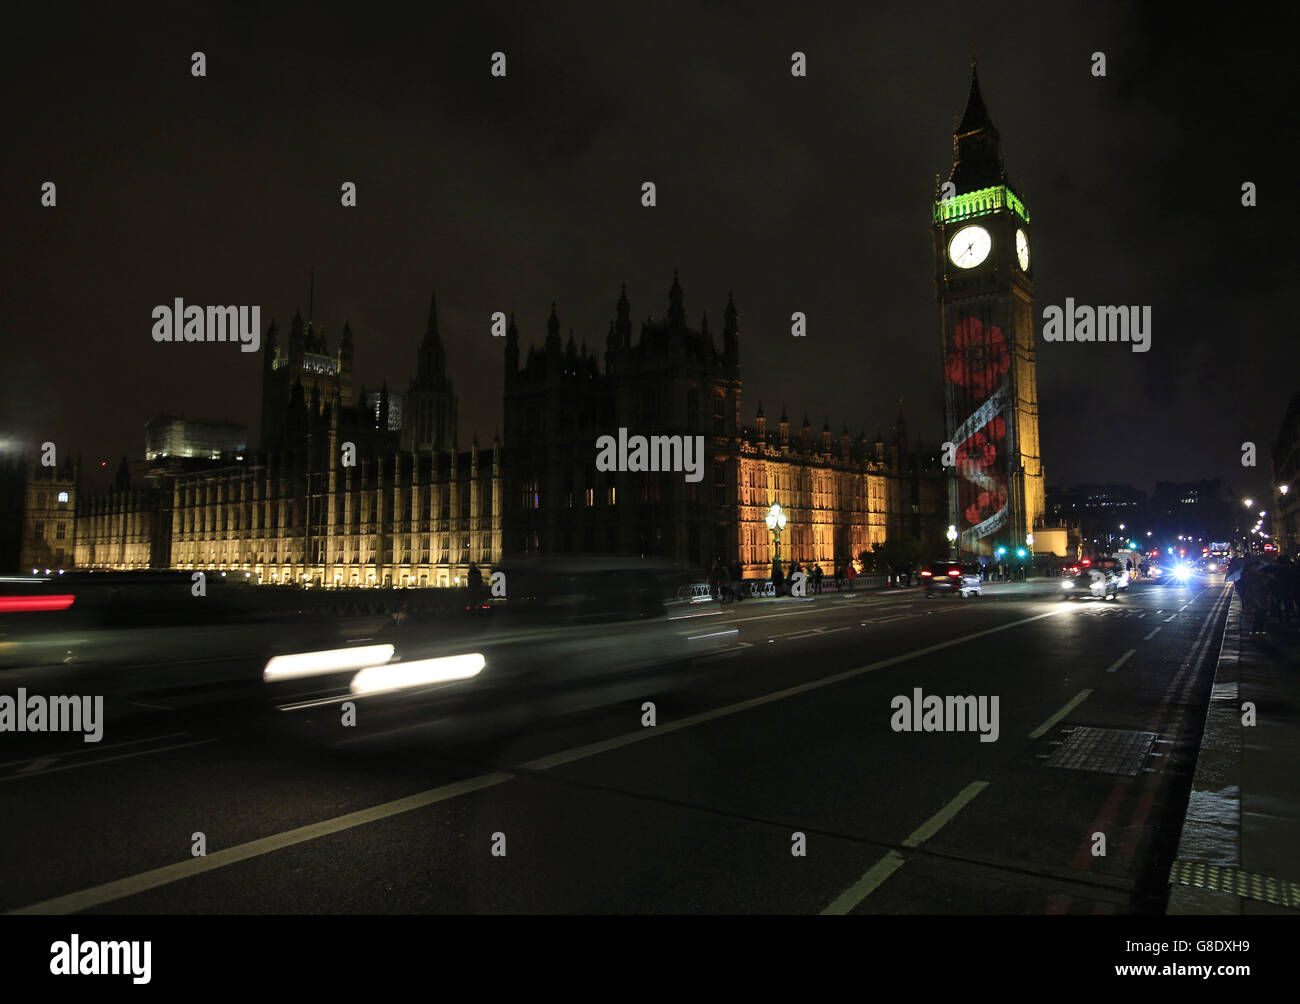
[821,780,989,915]
[1164,614,1178,623]
[1144,626,1162,640]
[7,771,514,915]
[0,731,190,769]
[524,608,1069,771]
[10,607,1068,915]
[1105,649,1137,674]
[0,739,218,784]
[1028,689,1093,740]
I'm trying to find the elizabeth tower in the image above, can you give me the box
[932,61,1044,558]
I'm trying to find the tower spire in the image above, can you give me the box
[667,269,685,330]
[416,289,447,385]
[949,60,1005,193]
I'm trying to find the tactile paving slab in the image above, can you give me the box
[1169,860,1300,909]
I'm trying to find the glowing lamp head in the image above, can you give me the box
[765,503,787,532]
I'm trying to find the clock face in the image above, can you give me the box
[948,225,991,269]
[1016,229,1030,270]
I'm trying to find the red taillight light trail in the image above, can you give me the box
[0,594,76,613]
[921,571,932,578]
[947,569,960,577]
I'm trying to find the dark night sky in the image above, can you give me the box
[3,2,1295,500]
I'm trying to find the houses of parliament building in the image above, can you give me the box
[7,273,944,586]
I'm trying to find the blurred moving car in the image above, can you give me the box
[1093,557,1131,593]
[1060,565,1121,600]
[922,561,982,598]
[263,557,734,745]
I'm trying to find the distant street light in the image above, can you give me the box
[1243,498,1254,508]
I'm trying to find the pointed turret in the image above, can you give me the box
[956,59,995,135]
[264,318,279,370]
[667,269,685,330]
[616,283,632,348]
[546,302,561,352]
[416,290,447,386]
[339,319,353,378]
[289,309,306,357]
[949,60,1007,194]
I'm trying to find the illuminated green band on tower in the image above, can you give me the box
[933,184,1030,225]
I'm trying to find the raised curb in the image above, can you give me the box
[1166,588,1242,914]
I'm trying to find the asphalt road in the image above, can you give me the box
[0,575,1231,914]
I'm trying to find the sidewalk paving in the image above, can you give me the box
[1167,588,1300,913]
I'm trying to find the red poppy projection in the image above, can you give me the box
[946,316,1011,543]
[946,318,1010,395]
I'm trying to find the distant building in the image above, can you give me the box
[73,293,500,587]
[76,459,162,569]
[62,275,944,584]
[503,274,945,576]
[366,389,405,433]
[145,416,247,461]
[1046,483,1146,518]
[1150,479,1241,544]
[5,456,80,573]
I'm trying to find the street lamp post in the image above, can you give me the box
[765,502,787,567]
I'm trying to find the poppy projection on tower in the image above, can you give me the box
[932,61,1046,558]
